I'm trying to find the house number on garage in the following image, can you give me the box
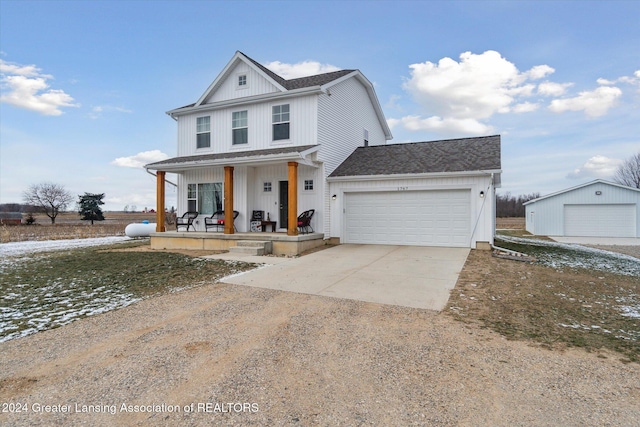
[397,186,409,191]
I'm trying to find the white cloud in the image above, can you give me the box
[525,64,555,80]
[0,59,78,116]
[567,155,623,179]
[112,150,169,168]
[548,86,622,117]
[263,60,340,79]
[396,50,556,135]
[88,105,133,119]
[397,115,494,135]
[537,81,573,96]
[512,102,540,113]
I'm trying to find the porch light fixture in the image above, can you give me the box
[479,191,485,198]
[332,194,337,200]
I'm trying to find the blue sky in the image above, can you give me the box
[1,0,639,211]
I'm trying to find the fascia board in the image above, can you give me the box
[327,169,502,182]
[167,87,322,117]
[523,178,640,205]
[146,151,320,172]
[193,52,288,108]
[194,52,243,107]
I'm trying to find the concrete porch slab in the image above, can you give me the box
[149,231,325,256]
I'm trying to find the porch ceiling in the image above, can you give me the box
[145,145,320,172]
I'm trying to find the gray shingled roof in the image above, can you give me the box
[146,145,318,169]
[329,135,501,177]
[240,52,355,90]
[171,54,355,113]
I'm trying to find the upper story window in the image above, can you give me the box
[196,116,210,149]
[272,104,290,141]
[232,110,248,145]
[237,74,247,89]
[363,128,369,147]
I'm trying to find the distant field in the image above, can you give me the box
[1,212,157,243]
[496,217,525,229]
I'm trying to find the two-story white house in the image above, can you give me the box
[146,51,501,253]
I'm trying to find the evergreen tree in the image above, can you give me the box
[78,193,105,225]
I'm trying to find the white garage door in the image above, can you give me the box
[345,190,471,247]
[564,204,636,237]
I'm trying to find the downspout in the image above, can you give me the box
[469,172,493,248]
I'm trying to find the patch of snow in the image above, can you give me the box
[0,236,131,259]
[497,235,640,276]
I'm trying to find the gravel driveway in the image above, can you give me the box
[1,280,638,426]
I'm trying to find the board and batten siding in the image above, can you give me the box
[177,164,323,233]
[176,94,318,156]
[317,77,388,237]
[329,174,495,248]
[525,181,640,236]
[205,61,279,103]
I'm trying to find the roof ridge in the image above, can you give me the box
[362,135,500,148]
[239,52,353,89]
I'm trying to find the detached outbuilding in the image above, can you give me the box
[524,179,640,237]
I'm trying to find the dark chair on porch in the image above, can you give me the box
[297,209,314,234]
[176,211,198,231]
[205,210,239,232]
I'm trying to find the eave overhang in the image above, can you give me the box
[145,145,321,173]
[327,169,502,182]
[167,86,324,118]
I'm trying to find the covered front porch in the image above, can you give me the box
[145,145,325,255]
[148,230,325,256]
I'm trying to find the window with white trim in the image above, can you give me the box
[363,128,369,147]
[238,74,247,87]
[304,179,314,191]
[263,182,272,192]
[196,116,210,149]
[232,110,248,145]
[272,104,290,141]
[187,183,223,215]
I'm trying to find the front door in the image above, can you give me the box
[279,181,288,230]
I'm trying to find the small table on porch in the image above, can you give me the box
[260,221,277,232]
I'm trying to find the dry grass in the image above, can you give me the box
[1,212,156,243]
[496,217,525,229]
[449,248,639,363]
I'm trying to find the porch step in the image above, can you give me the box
[228,240,272,256]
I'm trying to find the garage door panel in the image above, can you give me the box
[345,190,471,247]
[564,204,636,237]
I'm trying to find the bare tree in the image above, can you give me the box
[613,151,640,189]
[23,182,74,224]
[496,192,540,217]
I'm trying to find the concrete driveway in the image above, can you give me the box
[218,244,470,310]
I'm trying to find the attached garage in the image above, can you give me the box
[345,190,471,247]
[525,180,640,238]
[328,136,502,249]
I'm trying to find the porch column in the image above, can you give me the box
[287,161,298,236]
[224,166,234,234]
[155,171,166,232]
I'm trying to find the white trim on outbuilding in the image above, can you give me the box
[524,179,640,237]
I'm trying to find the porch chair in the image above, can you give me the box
[205,210,239,232]
[176,211,198,231]
[297,209,315,234]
